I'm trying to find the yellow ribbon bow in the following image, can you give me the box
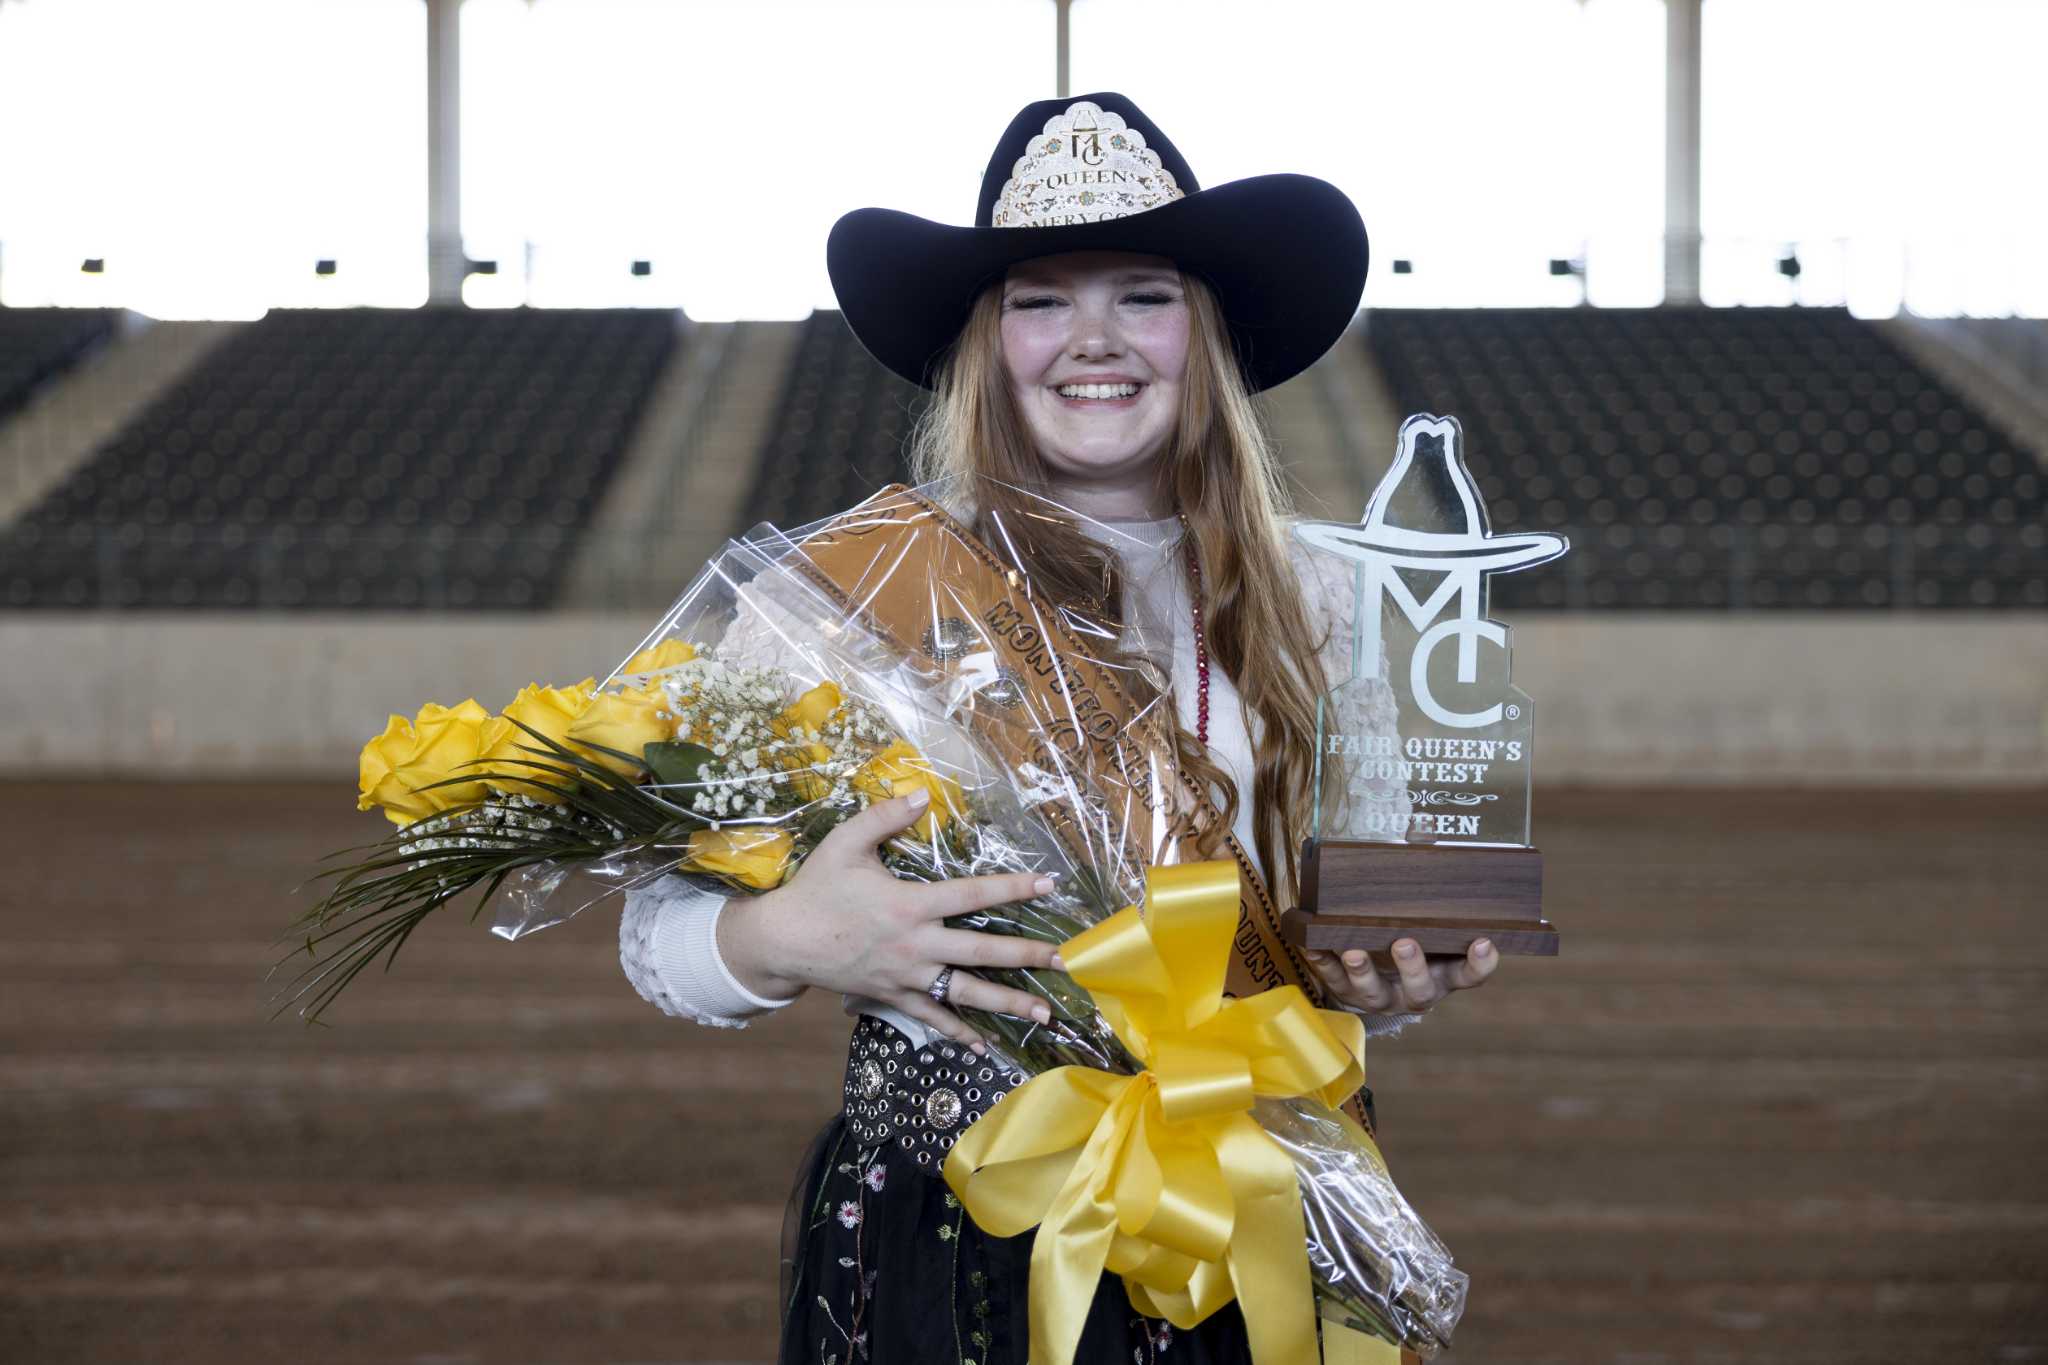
[942,861,1369,1365]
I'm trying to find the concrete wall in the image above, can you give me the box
[2,613,2043,783]
[1510,613,2048,783]
[0,615,655,777]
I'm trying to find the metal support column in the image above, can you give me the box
[1664,0,1703,305]
[426,0,465,304]
[1054,0,1071,99]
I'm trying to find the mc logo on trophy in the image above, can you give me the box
[1281,413,1568,960]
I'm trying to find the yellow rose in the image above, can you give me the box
[621,638,698,676]
[773,680,843,738]
[852,740,965,840]
[565,686,674,779]
[357,699,506,827]
[682,827,794,891]
[773,683,845,801]
[480,678,597,801]
[780,739,834,802]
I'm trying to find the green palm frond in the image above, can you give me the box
[273,717,708,1024]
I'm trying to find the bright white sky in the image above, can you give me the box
[0,0,2041,319]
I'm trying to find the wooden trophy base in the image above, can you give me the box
[1279,838,1560,958]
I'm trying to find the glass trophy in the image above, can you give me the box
[1281,413,1568,960]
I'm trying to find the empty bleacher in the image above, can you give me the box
[0,307,676,609]
[8,301,2042,614]
[736,310,925,530]
[1366,307,2048,609]
[0,307,121,424]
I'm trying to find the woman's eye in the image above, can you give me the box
[1125,292,1177,306]
[1006,296,1062,311]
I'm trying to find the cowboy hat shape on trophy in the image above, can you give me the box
[1297,413,1567,728]
[1298,416,1568,570]
[1283,413,1568,960]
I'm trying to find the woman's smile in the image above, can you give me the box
[1050,374,1146,406]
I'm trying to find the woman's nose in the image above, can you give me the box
[1067,298,1122,359]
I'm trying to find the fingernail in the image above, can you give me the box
[906,789,930,809]
[1396,942,1419,960]
[1050,952,1066,970]
[1473,939,1494,958]
[1032,1004,1052,1025]
[970,1039,987,1054]
[1033,875,1055,895]
[1343,950,1366,969]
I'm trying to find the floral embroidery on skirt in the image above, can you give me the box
[778,1109,1255,1365]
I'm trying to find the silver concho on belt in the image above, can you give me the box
[842,1015,1026,1171]
[919,616,976,662]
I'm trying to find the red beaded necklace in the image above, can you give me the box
[1178,513,1210,746]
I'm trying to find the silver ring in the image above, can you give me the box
[927,966,956,1004]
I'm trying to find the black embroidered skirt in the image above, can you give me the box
[777,1110,1256,1365]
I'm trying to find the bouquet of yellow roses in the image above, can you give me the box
[279,486,1467,1359]
[292,636,980,1018]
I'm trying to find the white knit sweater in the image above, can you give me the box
[618,514,1424,1042]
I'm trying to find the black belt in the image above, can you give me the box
[840,1015,1380,1173]
[841,1015,1028,1173]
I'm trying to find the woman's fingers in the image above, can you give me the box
[922,868,1056,919]
[941,969,1054,1026]
[1305,946,1396,1011]
[1308,937,1498,1013]
[1300,947,1326,973]
[892,989,988,1053]
[1300,947,1347,996]
[819,792,932,861]
[1436,938,1498,992]
[930,927,1061,973]
[1389,940,1441,1010]
[1342,949,1397,1009]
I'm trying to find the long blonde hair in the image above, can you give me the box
[907,273,1332,899]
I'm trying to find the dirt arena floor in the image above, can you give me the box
[1,781,2044,1364]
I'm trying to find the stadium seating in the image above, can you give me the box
[11,300,2040,613]
[0,307,121,424]
[1367,307,2048,609]
[737,310,925,530]
[0,307,675,609]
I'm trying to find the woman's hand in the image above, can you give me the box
[1303,937,1499,1017]
[715,790,1064,1053]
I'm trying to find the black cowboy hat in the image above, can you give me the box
[826,91,1368,395]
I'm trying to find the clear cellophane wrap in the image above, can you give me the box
[489,482,1465,1353]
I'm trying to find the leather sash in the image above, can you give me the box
[782,485,1362,1127]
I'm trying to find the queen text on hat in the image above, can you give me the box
[992,101,1185,228]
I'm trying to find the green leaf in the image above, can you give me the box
[643,740,717,787]
[799,802,853,846]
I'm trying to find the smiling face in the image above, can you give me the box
[999,250,1190,515]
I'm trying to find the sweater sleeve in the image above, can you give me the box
[612,551,845,1028]
[619,873,800,1029]
[1362,1010,1424,1037]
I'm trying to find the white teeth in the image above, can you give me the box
[1056,382,1141,399]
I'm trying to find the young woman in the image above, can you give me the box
[619,94,1500,1364]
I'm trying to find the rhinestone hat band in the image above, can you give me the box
[992,100,1185,229]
